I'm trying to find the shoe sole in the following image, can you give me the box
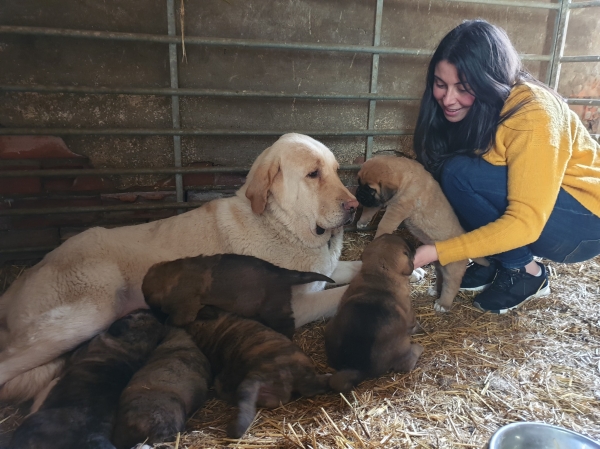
[473,282,551,314]
[460,283,492,293]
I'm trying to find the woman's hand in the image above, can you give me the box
[414,244,439,268]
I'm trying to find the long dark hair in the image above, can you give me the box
[413,19,547,178]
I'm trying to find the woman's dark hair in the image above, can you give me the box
[413,19,552,178]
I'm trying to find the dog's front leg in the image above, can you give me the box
[330,260,362,285]
[356,206,382,229]
[373,203,410,238]
[291,285,349,328]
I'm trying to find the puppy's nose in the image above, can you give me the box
[343,198,359,212]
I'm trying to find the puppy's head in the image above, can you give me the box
[361,234,415,277]
[356,157,398,208]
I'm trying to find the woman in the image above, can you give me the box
[412,19,600,314]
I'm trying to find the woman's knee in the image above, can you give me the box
[440,156,474,194]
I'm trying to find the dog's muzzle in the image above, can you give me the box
[355,184,380,208]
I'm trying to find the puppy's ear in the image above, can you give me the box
[379,183,397,203]
[401,250,415,276]
[245,156,281,214]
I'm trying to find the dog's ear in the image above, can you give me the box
[379,183,397,203]
[245,154,281,214]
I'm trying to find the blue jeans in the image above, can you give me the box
[440,156,600,269]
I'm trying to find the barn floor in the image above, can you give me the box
[1,229,599,449]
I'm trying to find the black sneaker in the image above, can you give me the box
[460,258,499,292]
[473,262,551,314]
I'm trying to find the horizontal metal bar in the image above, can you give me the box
[0,26,550,61]
[0,84,421,101]
[566,98,600,106]
[445,0,559,9]
[0,201,205,216]
[0,128,415,137]
[0,164,360,178]
[569,1,600,8]
[560,55,600,63]
[0,25,432,56]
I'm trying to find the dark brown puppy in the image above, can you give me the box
[143,254,335,338]
[325,234,423,392]
[186,307,333,439]
[355,155,489,312]
[9,310,164,449]
[112,327,212,449]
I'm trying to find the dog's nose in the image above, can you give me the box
[343,199,359,212]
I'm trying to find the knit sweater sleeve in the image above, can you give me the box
[435,87,572,265]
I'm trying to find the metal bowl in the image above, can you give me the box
[488,422,600,449]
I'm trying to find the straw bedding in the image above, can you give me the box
[1,228,599,448]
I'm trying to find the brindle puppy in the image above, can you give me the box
[325,234,423,392]
[143,254,335,338]
[355,155,489,312]
[185,306,333,439]
[9,310,164,449]
[112,327,212,449]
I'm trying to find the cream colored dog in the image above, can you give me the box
[355,155,488,313]
[0,133,360,404]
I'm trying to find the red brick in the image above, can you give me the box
[0,136,84,160]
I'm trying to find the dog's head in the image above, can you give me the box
[356,157,400,208]
[242,133,359,248]
[361,234,415,277]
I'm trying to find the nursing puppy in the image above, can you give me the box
[143,254,334,338]
[112,327,211,449]
[186,306,334,439]
[325,234,423,392]
[355,155,489,312]
[0,133,360,405]
[9,310,164,449]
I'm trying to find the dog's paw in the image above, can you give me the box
[409,267,426,283]
[433,301,451,313]
[426,286,437,297]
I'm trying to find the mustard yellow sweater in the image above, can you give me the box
[436,82,600,266]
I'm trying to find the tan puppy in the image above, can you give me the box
[186,306,336,439]
[112,327,212,449]
[142,254,334,338]
[355,155,488,312]
[325,234,423,391]
[0,133,360,404]
[9,310,164,449]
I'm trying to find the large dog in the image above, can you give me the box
[0,133,360,404]
[325,234,423,391]
[355,155,488,312]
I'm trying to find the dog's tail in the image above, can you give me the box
[329,369,366,393]
[286,271,335,286]
[227,377,261,439]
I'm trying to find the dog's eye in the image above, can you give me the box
[307,170,319,179]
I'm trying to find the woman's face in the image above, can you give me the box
[433,60,475,122]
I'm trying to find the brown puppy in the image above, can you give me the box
[9,310,164,449]
[112,327,212,449]
[325,234,423,391]
[186,306,334,439]
[355,155,489,312]
[143,254,335,338]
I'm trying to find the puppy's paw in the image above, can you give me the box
[433,300,451,313]
[356,221,369,230]
[426,286,437,297]
[409,267,426,283]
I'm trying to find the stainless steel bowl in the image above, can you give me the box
[488,422,600,449]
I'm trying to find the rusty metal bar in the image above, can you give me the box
[566,98,600,106]
[365,0,384,160]
[0,84,421,101]
[445,0,559,9]
[0,128,415,137]
[560,55,600,63]
[569,1,600,7]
